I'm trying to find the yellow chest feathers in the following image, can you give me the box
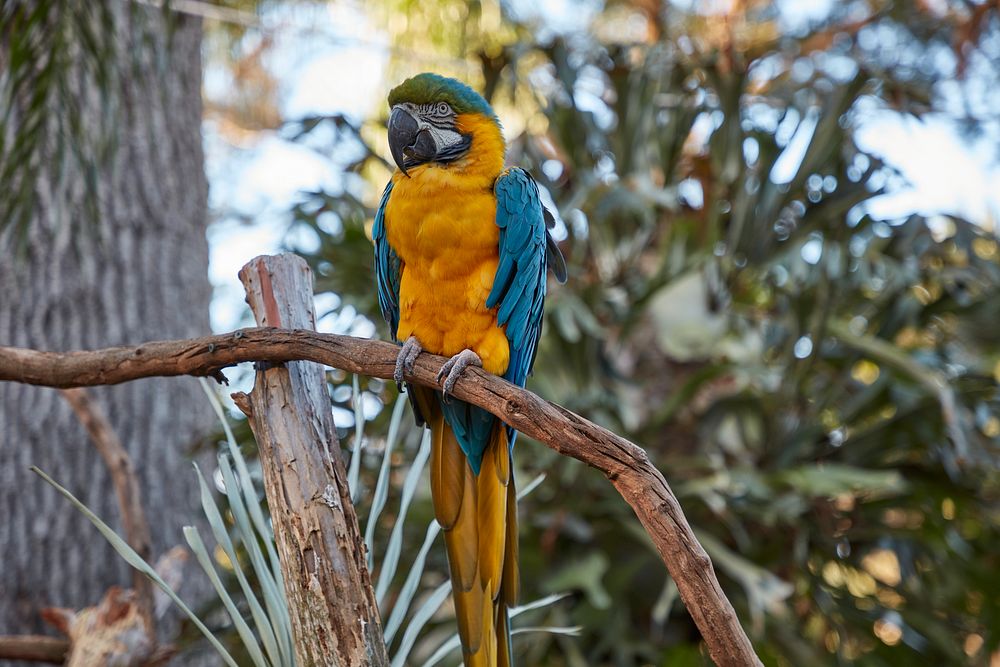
[385,178,498,272]
[384,177,508,371]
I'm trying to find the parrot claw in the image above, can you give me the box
[437,349,482,399]
[394,336,423,389]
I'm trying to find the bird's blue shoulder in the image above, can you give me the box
[487,168,550,392]
[372,181,401,341]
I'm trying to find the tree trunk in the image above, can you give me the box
[0,1,212,659]
[235,255,390,667]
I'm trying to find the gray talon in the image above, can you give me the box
[394,336,423,388]
[437,349,482,396]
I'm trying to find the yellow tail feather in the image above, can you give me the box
[449,461,480,592]
[429,411,466,531]
[478,437,508,596]
[501,479,520,607]
[414,386,518,666]
[496,603,512,666]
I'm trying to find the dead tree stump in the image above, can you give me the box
[234,254,389,667]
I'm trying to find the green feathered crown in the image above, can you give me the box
[388,73,495,119]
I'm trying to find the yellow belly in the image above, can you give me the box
[385,170,510,376]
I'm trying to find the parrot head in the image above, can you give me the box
[387,73,502,177]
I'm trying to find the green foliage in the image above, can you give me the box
[281,2,1000,664]
[0,1,112,248]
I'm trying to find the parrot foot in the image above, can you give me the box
[394,336,423,389]
[436,349,482,398]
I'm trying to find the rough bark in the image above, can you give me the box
[233,255,390,667]
[0,323,763,666]
[0,1,212,658]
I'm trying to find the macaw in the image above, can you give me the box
[372,73,566,666]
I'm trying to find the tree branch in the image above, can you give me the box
[0,329,762,666]
[0,635,69,663]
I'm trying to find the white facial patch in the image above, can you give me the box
[398,102,465,152]
[424,124,464,151]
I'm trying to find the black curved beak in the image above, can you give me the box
[388,106,438,177]
[388,107,418,177]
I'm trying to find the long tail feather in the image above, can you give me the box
[449,461,479,592]
[478,436,508,597]
[415,386,518,666]
[430,412,466,531]
[455,585,486,656]
[500,478,520,607]
[496,605,512,666]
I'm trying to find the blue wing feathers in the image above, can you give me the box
[373,182,401,342]
[490,168,549,392]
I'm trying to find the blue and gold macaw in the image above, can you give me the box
[372,73,566,666]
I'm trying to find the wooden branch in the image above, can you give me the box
[235,255,390,667]
[0,311,762,664]
[58,388,156,639]
[0,635,69,663]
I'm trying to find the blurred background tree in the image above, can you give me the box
[0,1,214,661]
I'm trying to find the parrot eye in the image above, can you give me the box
[436,102,450,115]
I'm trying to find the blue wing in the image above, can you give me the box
[487,168,550,392]
[372,181,401,342]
